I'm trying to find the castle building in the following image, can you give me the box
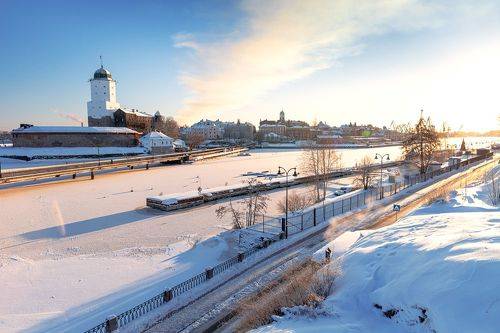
[11,125,139,147]
[87,64,121,127]
[86,63,174,134]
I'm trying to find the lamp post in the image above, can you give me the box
[374,153,390,199]
[97,145,101,167]
[277,166,298,225]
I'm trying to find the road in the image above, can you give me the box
[142,158,496,333]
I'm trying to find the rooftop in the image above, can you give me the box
[117,108,152,118]
[140,131,172,140]
[93,67,112,80]
[12,126,138,134]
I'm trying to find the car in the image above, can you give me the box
[340,186,352,193]
[334,190,345,196]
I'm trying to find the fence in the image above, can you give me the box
[84,152,493,333]
[0,147,244,181]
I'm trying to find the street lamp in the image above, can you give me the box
[277,166,298,225]
[374,153,390,199]
[97,145,101,167]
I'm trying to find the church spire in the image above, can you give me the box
[100,55,103,69]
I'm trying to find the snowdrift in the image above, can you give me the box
[256,181,500,333]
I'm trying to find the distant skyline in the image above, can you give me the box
[1,0,500,132]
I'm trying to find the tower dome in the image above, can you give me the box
[93,67,112,79]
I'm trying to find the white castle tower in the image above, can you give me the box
[87,58,120,127]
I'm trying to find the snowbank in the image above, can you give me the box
[311,230,371,263]
[0,229,268,332]
[256,181,500,333]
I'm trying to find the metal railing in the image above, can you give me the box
[0,147,246,183]
[84,152,493,333]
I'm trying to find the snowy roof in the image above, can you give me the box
[117,108,152,117]
[12,126,138,134]
[260,124,285,127]
[140,131,172,140]
[173,139,187,147]
[151,191,203,204]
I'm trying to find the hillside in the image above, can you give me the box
[255,178,500,333]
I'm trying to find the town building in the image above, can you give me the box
[181,119,255,142]
[139,131,174,154]
[182,119,225,140]
[223,120,255,142]
[11,125,139,147]
[259,123,286,137]
[258,110,311,141]
[114,108,153,133]
[173,139,188,151]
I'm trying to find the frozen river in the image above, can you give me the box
[2,137,498,258]
[0,146,403,256]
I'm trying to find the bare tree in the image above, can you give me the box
[216,200,246,229]
[302,146,341,202]
[186,132,205,149]
[402,111,440,174]
[215,179,270,229]
[163,117,180,138]
[276,190,314,214]
[484,167,499,206]
[154,116,180,138]
[354,155,376,190]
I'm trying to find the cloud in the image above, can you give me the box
[174,0,448,123]
[172,33,201,51]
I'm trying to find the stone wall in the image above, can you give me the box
[88,116,114,127]
[150,146,174,154]
[12,132,138,147]
[114,110,152,133]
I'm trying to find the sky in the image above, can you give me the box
[1,0,499,132]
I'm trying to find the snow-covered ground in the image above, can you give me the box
[0,227,272,332]
[256,179,500,333]
[0,147,399,332]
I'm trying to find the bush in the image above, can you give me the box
[276,190,315,214]
[236,260,339,331]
